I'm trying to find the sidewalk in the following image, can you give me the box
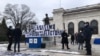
[0,38,100,56]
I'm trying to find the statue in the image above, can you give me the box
[44,14,50,25]
[43,14,50,41]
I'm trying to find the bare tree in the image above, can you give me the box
[4,4,35,30]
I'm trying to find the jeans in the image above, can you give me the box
[71,40,74,45]
[78,43,83,50]
[14,37,20,52]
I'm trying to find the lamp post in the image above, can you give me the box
[63,22,65,30]
[63,14,65,30]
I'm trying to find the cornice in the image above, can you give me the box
[64,3,100,15]
[53,8,65,14]
[52,3,100,16]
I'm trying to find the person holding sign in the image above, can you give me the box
[61,30,70,50]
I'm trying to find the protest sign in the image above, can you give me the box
[25,24,62,37]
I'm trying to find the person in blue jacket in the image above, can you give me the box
[83,22,93,55]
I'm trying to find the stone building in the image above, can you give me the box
[52,3,100,37]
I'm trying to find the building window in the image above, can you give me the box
[68,22,74,35]
[90,20,98,34]
[78,21,85,32]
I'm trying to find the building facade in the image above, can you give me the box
[53,3,100,36]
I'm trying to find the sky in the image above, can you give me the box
[0,0,100,25]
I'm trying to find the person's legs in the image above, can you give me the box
[75,39,78,44]
[72,40,74,45]
[78,43,80,50]
[7,38,13,51]
[7,38,10,50]
[9,38,13,50]
[65,43,70,49]
[18,38,20,52]
[14,41,17,52]
[18,42,20,52]
[62,43,64,49]
[81,43,83,50]
[71,40,73,44]
[71,40,72,44]
[14,38,17,52]
[86,39,91,55]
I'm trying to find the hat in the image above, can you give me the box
[85,22,89,24]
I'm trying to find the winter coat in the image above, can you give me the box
[77,32,84,43]
[71,34,74,41]
[13,28,22,37]
[7,28,13,38]
[83,25,93,40]
[61,31,69,43]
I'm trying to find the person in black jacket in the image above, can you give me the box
[75,32,78,44]
[61,30,70,49]
[71,34,75,45]
[13,24,22,52]
[77,30,84,50]
[7,26,13,51]
[83,22,93,55]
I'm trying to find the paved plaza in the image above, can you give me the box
[0,38,100,56]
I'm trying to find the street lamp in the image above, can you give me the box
[63,14,65,30]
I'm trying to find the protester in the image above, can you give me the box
[71,34,75,45]
[7,26,13,51]
[75,32,78,44]
[61,30,70,49]
[77,30,84,50]
[83,22,93,55]
[13,24,22,52]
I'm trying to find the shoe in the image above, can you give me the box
[18,50,20,52]
[14,50,16,53]
[67,48,70,49]
[81,48,83,50]
[9,49,13,51]
[7,49,12,51]
[62,48,64,50]
[86,53,92,55]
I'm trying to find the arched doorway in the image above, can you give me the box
[90,20,98,34]
[78,21,85,32]
[68,22,74,35]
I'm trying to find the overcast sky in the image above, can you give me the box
[1,0,100,25]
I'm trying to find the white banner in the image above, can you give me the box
[25,24,63,37]
[34,24,55,30]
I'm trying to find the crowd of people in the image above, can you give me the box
[6,22,93,55]
[61,22,93,55]
[7,24,22,52]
